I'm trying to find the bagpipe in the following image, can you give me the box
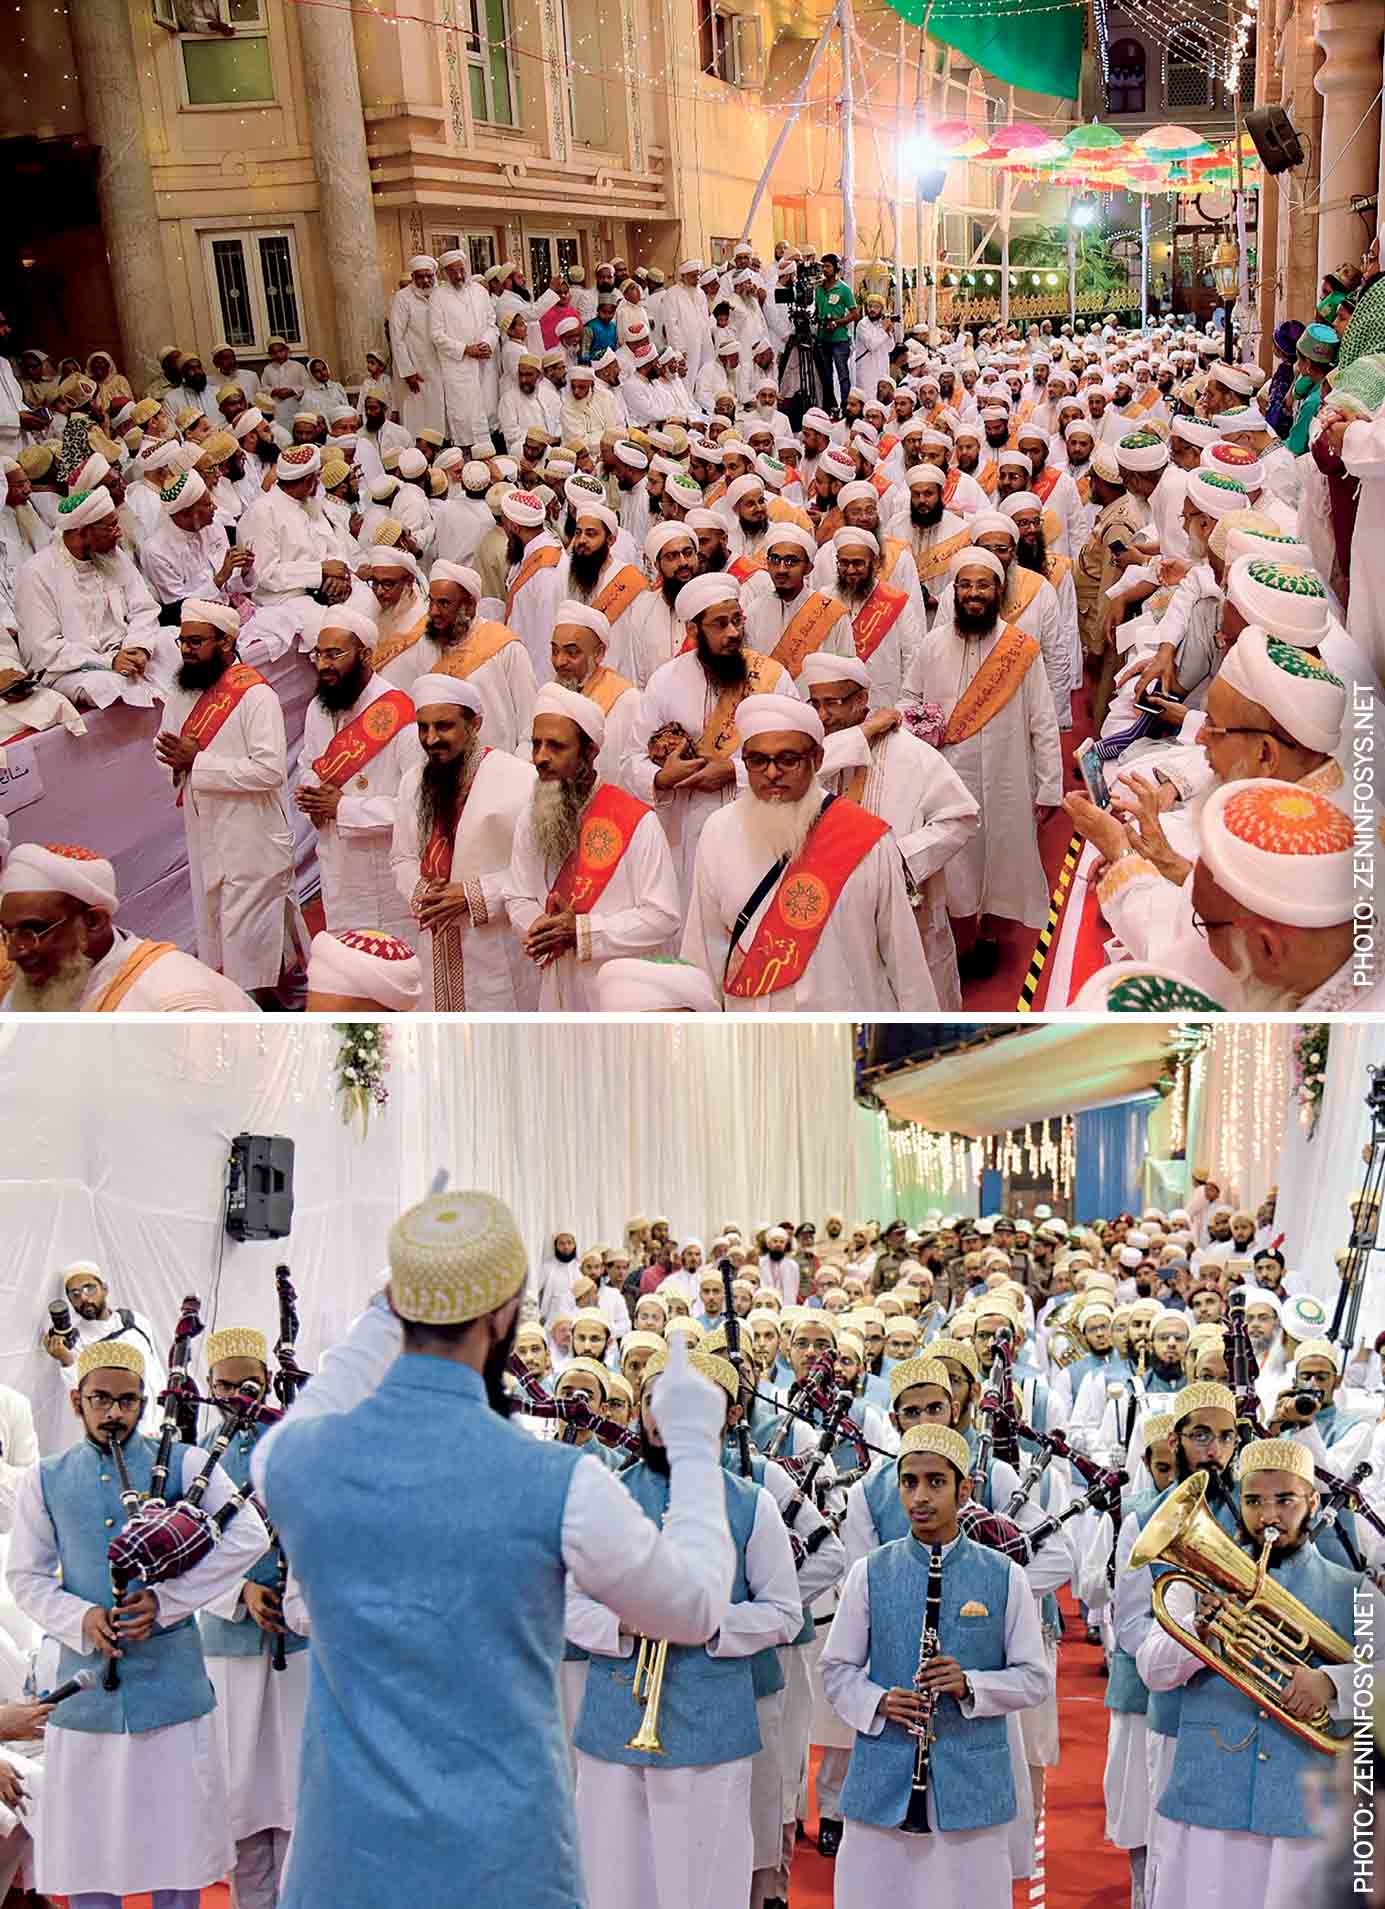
[268,1263,309,1671]
[505,1355,641,1457]
[718,1259,755,1480]
[765,1351,868,1565]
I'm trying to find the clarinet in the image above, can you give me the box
[149,1294,204,1503]
[720,1260,754,1478]
[103,1434,145,1692]
[900,1544,945,1833]
[270,1265,309,1671]
[1226,1289,1262,1449]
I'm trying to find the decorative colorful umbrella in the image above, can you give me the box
[927,119,988,158]
[1063,122,1124,151]
[1136,124,1214,158]
[991,122,1057,151]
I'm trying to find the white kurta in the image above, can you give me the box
[0,926,256,1013]
[429,279,499,449]
[505,534,566,682]
[506,796,683,1008]
[740,581,859,694]
[681,798,939,1011]
[15,538,170,710]
[6,1447,270,1897]
[159,675,299,991]
[620,649,798,907]
[297,676,424,943]
[820,1543,1051,1909]
[388,285,446,437]
[391,747,539,1009]
[431,495,495,568]
[621,588,688,689]
[380,626,537,758]
[905,623,1063,928]
[238,487,350,609]
[205,1648,309,1842]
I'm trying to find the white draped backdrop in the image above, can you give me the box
[0,1020,857,1456]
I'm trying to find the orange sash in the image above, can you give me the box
[852,582,907,662]
[977,465,999,498]
[704,479,728,506]
[814,506,843,548]
[89,940,179,1012]
[913,527,972,586]
[1046,553,1073,591]
[725,798,890,999]
[729,551,767,583]
[312,687,415,787]
[548,783,651,913]
[1032,467,1059,505]
[371,605,430,672]
[1005,565,1046,622]
[429,619,518,682]
[593,563,648,623]
[174,663,265,808]
[869,471,892,498]
[1130,387,1160,416]
[1074,474,1092,506]
[769,592,850,677]
[879,433,899,459]
[941,623,1040,747]
[943,468,961,507]
[695,649,780,759]
[504,542,561,621]
[584,665,633,716]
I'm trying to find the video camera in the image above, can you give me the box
[774,259,822,347]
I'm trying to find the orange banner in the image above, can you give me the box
[726,799,890,998]
[548,783,651,913]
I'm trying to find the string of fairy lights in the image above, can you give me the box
[887,1113,1078,1203]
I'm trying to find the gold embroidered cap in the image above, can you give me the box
[387,1189,527,1325]
[1142,1412,1175,1449]
[1172,1380,1236,1422]
[555,1357,610,1397]
[1236,1436,1313,1484]
[620,1330,667,1360]
[688,1350,739,1401]
[889,1355,954,1403]
[898,1423,971,1475]
[665,1316,704,1344]
[929,1336,980,1381]
[205,1327,269,1370]
[77,1340,145,1384]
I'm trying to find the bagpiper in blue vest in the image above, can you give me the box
[198,1415,309,1661]
[720,1446,799,1677]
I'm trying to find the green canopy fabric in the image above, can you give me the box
[880,0,1085,104]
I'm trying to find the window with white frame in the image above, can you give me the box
[167,0,274,108]
[466,0,516,126]
[430,232,500,276]
[203,228,305,353]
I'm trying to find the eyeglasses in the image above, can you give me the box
[809,690,864,716]
[1190,904,1248,940]
[66,1280,103,1298]
[744,749,814,773]
[1183,1426,1236,1448]
[0,915,70,952]
[1198,720,1263,744]
[85,1390,142,1412]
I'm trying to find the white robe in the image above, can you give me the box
[203,1645,308,1842]
[390,747,538,1009]
[141,516,230,609]
[681,796,938,1011]
[621,587,688,688]
[1343,414,1385,682]
[6,1447,270,1898]
[505,532,566,683]
[238,486,350,610]
[389,284,446,438]
[905,621,1064,928]
[429,278,499,449]
[740,579,859,694]
[506,795,682,1008]
[14,538,170,710]
[431,494,495,567]
[380,625,537,758]
[620,648,798,907]
[1,926,254,1013]
[820,725,980,1011]
[159,674,299,991]
[297,675,424,943]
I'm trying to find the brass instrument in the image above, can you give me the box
[625,1637,669,1754]
[1045,1302,1088,1369]
[1128,1471,1351,1755]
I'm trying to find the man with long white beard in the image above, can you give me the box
[549,600,641,787]
[362,545,429,674]
[506,683,681,1009]
[805,651,979,1009]
[154,601,301,1005]
[681,693,936,1010]
[623,523,699,687]
[829,526,920,710]
[893,462,970,621]
[906,548,1062,982]
[622,574,796,907]
[237,445,354,637]
[14,488,168,710]
[501,488,564,682]
[499,354,551,457]
[0,841,254,1010]
[389,256,446,439]
[429,250,497,453]
[741,522,857,690]
[1002,491,1080,700]
[1,458,50,575]
[390,673,536,1010]
[552,501,648,671]
[296,608,422,945]
[379,559,535,753]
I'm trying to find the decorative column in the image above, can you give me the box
[1313,0,1383,279]
[298,1,385,384]
[67,0,176,391]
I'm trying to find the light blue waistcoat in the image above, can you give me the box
[1135,1474,1240,1739]
[1105,1488,1158,1717]
[1066,1350,1133,1396]
[575,1461,762,1768]
[840,1534,1017,1832]
[1157,1543,1357,1837]
[197,1419,308,1660]
[266,1356,587,1909]
[39,1433,217,1737]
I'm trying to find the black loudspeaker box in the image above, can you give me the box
[226,1133,295,1241]
[1245,105,1305,174]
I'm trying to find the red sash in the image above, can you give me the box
[852,583,907,662]
[943,468,960,506]
[977,465,999,497]
[419,746,492,883]
[879,433,899,459]
[725,798,890,999]
[174,662,265,808]
[869,471,892,498]
[548,783,651,914]
[312,687,415,787]
[729,552,766,583]
[1031,467,1059,505]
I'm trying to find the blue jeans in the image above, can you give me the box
[814,337,852,412]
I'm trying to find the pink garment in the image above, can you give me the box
[540,299,581,351]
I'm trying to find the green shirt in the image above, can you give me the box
[814,281,854,344]
[1285,380,1324,456]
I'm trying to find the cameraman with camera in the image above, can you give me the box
[812,254,859,419]
[41,1261,167,1434]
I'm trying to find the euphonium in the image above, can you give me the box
[1128,1470,1351,1756]
[1045,1303,1088,1369]
[625,1637,669,1754]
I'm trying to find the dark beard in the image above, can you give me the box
[185,373,207,392]
[555,1245,577,1263]
[176,654,228,692]
[505,531,526,567]
[955,601,1000,639]
[1152,1356,1186,1383]
[568,544,607,593]
[661,572,685,608]
[696,632,747,687]
[484,1316,520,1418]
[416,746,478,846]
[1176,1447,1234,1506]
[911,500,944,529]
[315,658,371,713]
[253,437,278,466]
[640,1421,671,1476]
[1017,534,1047,574]
[700,545,727,574]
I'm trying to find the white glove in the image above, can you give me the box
[648,1334,724,1465]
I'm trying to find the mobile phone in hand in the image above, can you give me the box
[1076,740,1109,810]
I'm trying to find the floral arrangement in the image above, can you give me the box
[333,1023,392,1134]
[1292,1023,1329,1138]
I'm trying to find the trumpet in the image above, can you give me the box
[626,1637,669,1754]
[1129,1470,1351,1755]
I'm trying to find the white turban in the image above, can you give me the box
[397,448,429,480]
[905,463,946,488]
[231,408,265,442]
[833,525,878,555]
[411,673,482,714]
[71,454,111,493]
[951,546,1006,584]
[675,574,740,622]
[438,249,466,269]
[1115,433,1169,473]
[1000,491,1042,518]
[685,507,727,533]
[801,651,870,689]
[58,489,116,531]
[554,599,613,644]
[802,408,834,434]
[1226,556,1329,644]
[501,490,546,528]
[307,930,422,1011]
[1217,626,1345,754]
[367,546,421,580]
[735,694,825,746]
[429,560,482,599]
[320,607,380,651]
[276,446,321,482]
[407,254,437,273]
[725,474,764,508]
[996,450,1032,473]
[0,843,119,911]
[534,681,605,748]
[590,957,721,1012]
[573,500,620,537]
[180,598,240,637]
[1198,778,1353,927]
[764,523,816,558]
[646,521,696,563]
[613,441,649,470]
[836,480,878,509]
[161,468,207,517]
[969,510,1016,542]
[818,447,858,483]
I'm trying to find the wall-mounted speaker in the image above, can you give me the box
[1244,105,1305,175]
[226,1133,295,1241]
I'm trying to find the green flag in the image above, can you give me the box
[881,0,1084,105]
